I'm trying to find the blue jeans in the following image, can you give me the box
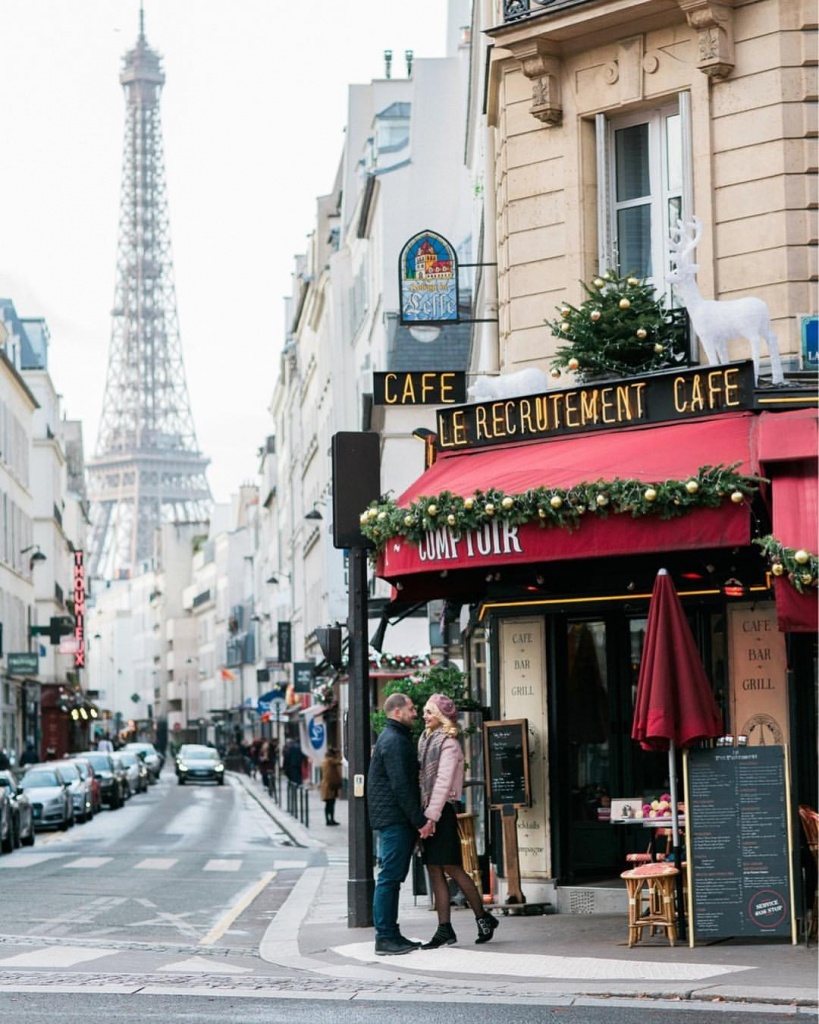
[372,823,417,940]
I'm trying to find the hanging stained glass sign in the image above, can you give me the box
[399,229,459,324]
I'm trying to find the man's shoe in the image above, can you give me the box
[397,934,422,948]
[375,936,420,956]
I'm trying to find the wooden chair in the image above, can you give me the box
[798,805,819,943]
[625,827,672,866]
[621,862,680,947]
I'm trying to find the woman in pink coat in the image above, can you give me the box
[417,693,498,948]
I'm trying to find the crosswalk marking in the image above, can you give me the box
[0,853,65,869]
[159,957,251,974]
[0,947,115,968]
[203,859,241,872]
[135,857,178,870]
[64,857,113,869]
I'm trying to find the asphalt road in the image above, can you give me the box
[0,772,809,1021]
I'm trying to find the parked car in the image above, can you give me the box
[69,757,102,815]
[68,752,125,809]
[0,780,15,852]
[20,765,74,830]
[0,770,34,847]
[117,750,148,794]
[176,746,225,785]
[121,742,163,781]
[109,752,132,799]
[51,760,94,823]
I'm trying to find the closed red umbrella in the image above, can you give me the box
[633,568,723,754]
[632,567,724,939]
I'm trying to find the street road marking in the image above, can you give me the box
[63,857,112,869]
[0,853,65,868]
[333,942,753,982]
[159,957,251,974]
[199,870,276,947]
[0,946,114,967]
[204,859,242,871]
[135,857,178,870]
[270,859,309,869]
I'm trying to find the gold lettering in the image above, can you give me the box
[491,402,506,438]
[384,373,398,404]
[689,374,705,412]
[724,368,740,406]
[580,389,599,425]
[440,372,455,404]
[549,393,564,428]
[504,401,517,437]
[707,371,725,409]
[616,385,634,421]
[519,399,535,435]
[674,376,687,412]
[601,387,616,423]
[536,395,549,431]
[475,406,489,441]
[420,373,436,403]
[564,390,579,428]
[401,375,417,403]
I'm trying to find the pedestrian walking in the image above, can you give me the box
[320,746,343,825]
[19,740,38,766]
[282,738,305,786]
[418,693,499,948]
[367,692,428,956]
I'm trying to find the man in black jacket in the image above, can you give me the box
[367,692,433,955]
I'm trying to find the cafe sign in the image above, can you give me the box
[437,362,756,451]
[373,371,466,406]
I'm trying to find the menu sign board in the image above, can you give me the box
[484,719,530,809]
[686,746,795,942]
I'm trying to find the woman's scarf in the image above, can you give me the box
[418,728,448,810]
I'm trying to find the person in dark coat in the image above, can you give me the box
[19,741,38,766]
[367,692,430,956]
[282,738,304,786]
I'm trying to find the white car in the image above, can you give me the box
[51,760,94,823]
[121,742,163,782]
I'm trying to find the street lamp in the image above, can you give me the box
[21,545,47,570]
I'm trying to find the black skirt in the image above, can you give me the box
[421,802,462,867]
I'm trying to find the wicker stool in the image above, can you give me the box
[621,862,679,947]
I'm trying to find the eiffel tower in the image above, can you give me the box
[87,8,211,580]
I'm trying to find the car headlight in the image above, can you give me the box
[178,763,188,772]
[215,764,224,772]
[45,797,63,810]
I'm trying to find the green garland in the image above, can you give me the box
[360,463,761,551]
[754,536,818,593]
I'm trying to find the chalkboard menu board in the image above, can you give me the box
[686,746,794,942]
[484,720,530,809]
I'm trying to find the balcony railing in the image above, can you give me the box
[503,0,579,23]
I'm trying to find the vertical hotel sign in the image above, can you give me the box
[73,551,85,669]
[399,229,459,323]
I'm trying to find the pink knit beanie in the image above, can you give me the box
[428,693,457,721]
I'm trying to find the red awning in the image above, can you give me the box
[378,412,755,581]
[757,409,818,632]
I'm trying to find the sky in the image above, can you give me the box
[0,0,451,502]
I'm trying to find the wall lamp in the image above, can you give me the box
[305,500,326,521]
[266,572,291,585]
[21,544,47,569]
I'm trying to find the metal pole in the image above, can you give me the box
[347,545,374,927]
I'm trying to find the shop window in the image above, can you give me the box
[567,621,610,823]
[596,95,691,295]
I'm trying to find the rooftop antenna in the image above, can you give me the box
[383,49,392,79]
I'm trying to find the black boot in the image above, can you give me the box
[421,923,457,949]
[475,912,498,944]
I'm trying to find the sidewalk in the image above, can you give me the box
[236,771,818,1012]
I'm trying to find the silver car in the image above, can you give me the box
[52,760,94,823]
[20,765,74,830]
[118,750,148,793]
[121,742,163,782]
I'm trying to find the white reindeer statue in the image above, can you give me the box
[667,217,784,385]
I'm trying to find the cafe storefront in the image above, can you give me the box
[364,363,817,905]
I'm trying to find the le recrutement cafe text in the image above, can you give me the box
[369,360,817,904]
